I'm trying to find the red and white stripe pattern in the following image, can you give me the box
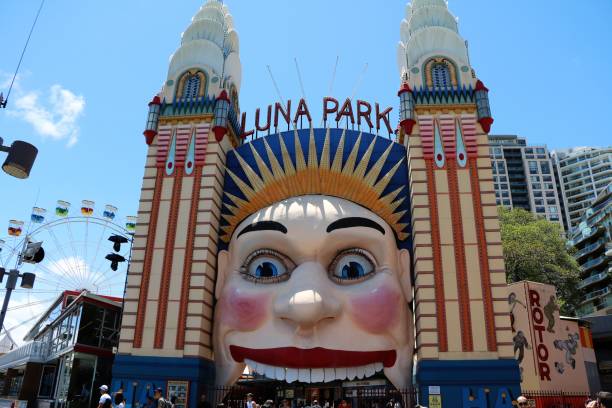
[156,124,211,168]
[459,115,478,158]
[194,124,210,165]
[156,127,173,168]
[438,115,456,157]
[418,116,435,157]
[174,126,193,166]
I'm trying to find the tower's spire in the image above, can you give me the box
[397,0,469,81]
[163,0,242,101]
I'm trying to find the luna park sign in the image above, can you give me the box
[240,97,394,138]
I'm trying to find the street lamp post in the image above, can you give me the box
[0,267,36,333]
[0,136,38,179]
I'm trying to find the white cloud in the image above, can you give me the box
[8,82,85,147]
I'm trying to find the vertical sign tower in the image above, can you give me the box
[397,0,520,404]
[112,1,242,405]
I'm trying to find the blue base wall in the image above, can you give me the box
[416,359,521,408]
[111,354,215,408]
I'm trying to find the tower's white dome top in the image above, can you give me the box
[167,0,242,92]
[397,1,468,78]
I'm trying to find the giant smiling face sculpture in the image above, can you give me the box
[213,195,414,389]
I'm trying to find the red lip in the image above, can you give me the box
[230,346,396,368]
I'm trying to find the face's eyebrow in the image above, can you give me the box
[236,220,288,239]
[326,217,385,235]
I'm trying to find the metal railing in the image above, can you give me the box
[581,286,611,304]
[574,239,605,260]
[521,390,591,408]
[580,255,608,273]
[0,341,48,371]
[578,271,610,289]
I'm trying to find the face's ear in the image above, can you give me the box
[215,249,230,301]
[398,248,413,303]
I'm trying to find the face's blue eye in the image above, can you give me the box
[255,261,279,278]
[341,261,365,279]
[243,249,293,283]
[331,250,375,283]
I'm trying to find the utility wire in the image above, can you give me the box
[4,0,46,107]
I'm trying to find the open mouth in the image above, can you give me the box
[230,346,396,382]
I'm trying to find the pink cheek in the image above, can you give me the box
[220,289,270,331]
[349,285,401,333]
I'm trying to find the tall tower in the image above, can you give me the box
[112,1,242,404]
[397,0,520,404]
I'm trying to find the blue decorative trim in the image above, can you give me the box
[416,359,521,407]
[112,354,215,408]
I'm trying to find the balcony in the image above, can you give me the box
[0,341,48,371]
[578,271,610,289]
[581,286,611,304]
[574,239,606,261]
[581,255,609,274]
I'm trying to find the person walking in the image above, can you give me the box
[114,392,126,408]
[97,386,112,408]
[246,393,256,408]
[154,387,172,408]
[598,392,612,408]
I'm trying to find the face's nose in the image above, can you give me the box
[274,262,341,332]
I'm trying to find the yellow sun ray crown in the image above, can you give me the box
[220,127,411,243]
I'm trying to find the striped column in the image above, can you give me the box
[408,112,514,361]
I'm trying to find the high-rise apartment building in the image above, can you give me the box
[553,147,612,231]
[569,183,612,316]
[489,135,563,227]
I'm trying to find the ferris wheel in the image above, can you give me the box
[0,200,136,347]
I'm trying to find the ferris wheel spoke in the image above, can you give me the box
[64,222,85,284]
[47,228,83,287]
[34,260,83,291]
[7,297,55,311]
[33,244,84,289]
[88,220,109,289]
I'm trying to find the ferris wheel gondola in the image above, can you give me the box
[0,200,136,346]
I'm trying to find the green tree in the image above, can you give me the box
[498,206,582,315]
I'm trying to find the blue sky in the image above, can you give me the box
[1,0,611,235]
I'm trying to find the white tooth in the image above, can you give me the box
[311,368,324,383]
[364,363,376,378]
[324,368,335,382]
[264,364,276,379]
[275,366,286,381]
[374,362,383,373]
[335,367,347,380]
[286,368,298,383]
[298,368,311,383]
[244,359,257,374]
[347,366,357,380]
[356,365,366,379]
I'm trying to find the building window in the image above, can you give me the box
[529,161,538,173]
[546,191,555,197]
[536,148,545,154]
[530,175,540,183]
[432,63,451,89]
[550,214,559,221]
[549,206,558,213]
[534,191,543,197]
[502,191,509,198]
[535,199,544,206]
[540,162,551,174]
[501,183,508,189]
[543,175,552,182]
[500,176,508,182]
[536,206,546,213]
[503,199,511,206]
[182,75,201,99]
[547,199,556,205]
[532,183,541,190]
